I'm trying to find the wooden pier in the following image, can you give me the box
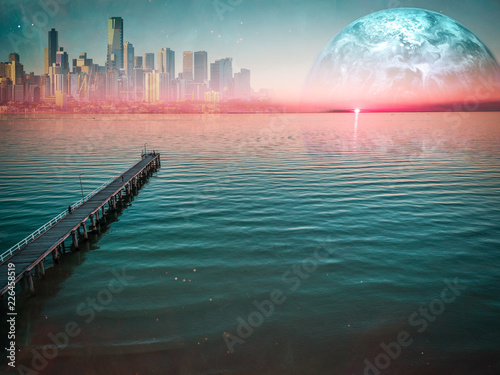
[0,153,161,297]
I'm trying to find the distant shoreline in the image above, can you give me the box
[1,100,499,115]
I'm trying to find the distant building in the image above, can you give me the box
[210,57,233,99]
[73,52,95,75]
[68,72,79,99]
[172,78,187,101]
[204,90,220,103]
[92,71,107,101]
[133,67,144,101]
[187,82,208,100]
[158,48,167,73]
[219,58,233,97]
[124,42,135,78]
[31,86,41,103]
[158,48,175,79]
[55,90,67,108]
[0,79,13,103]
[166,49,175,80]
[143,53,154,71]
[134,56,143,69]
[210,62,219,92]
[144,71,170,102]
[48,28,58,68]
[44,47,49,75]
[107,17,123,70]
[10,60,25,86]
[194,51,208,83]
[9,53,19,63]
[56,48,69,75]
[182,51,193,81]
[40,75,50,99]
[106,69,119,99]
[0,53,24,100]
[233,68,251,99]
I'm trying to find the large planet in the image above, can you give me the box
[303,8,500,111]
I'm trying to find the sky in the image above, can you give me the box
[0,0,499,102]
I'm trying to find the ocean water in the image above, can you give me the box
[0,113,499,375]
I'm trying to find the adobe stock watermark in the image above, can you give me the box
[213,0,243,21]
[6,0,70,54]
[51,120,116,181]
[15,267,134,375]
[180,115,290,225]
[223,242,333,353]
[363,277,467,375]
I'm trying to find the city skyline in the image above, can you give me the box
[0,12,255,106]
[1,0,499,102]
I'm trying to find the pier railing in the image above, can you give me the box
[0,165,133,264]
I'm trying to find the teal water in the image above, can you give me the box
[1,113,500,374]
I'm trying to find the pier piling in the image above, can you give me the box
[71,230,79,250]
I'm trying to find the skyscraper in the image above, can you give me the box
[124,42,134,77]
[219,58,233,97]
[107,17,123,70]
[56,47,69,75]
[166,48,175,80]
[183,51,193,81]
[144,71,170,102]
[143,53,155,71]
[233,68,251,99]
[158,48,167,73]
[194,51,208,83]
[158,48,175,79]
[134,56,143,69]
[133,67,144,100]
[48,28,58,68]
[44,48,49,75]
[210,58,233,98]
[210,62,220,92]
[9,53,19,63]
[9,56,24,86]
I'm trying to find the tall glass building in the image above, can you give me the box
[194,51,208,83]
[107,17,123,70]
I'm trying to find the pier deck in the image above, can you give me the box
[0,153,160,296]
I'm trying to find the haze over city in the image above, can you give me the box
[1,0,500,102]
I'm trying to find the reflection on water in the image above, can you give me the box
[354,110,359,151]
[1,113,500,374]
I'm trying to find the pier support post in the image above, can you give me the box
[90,213,97,230]
[101,206,106,223]
[61,241,66,253]
[71,230,79,250]
[112,196,117,210]
[39,259,45,276]
[82,222,88,240]
[118,191,122,202]
[26,272,35,295]
[52,247,59,264]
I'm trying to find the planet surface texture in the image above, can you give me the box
[303,8,500,110]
